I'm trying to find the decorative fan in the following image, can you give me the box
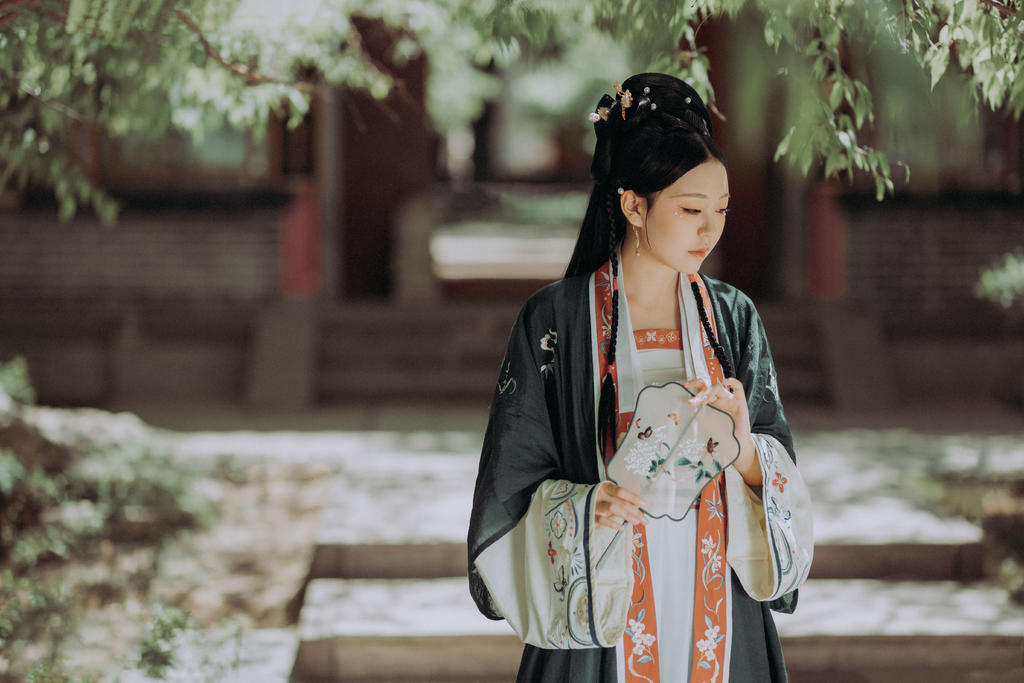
[607,382,740,520]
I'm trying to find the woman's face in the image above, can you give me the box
[633,159,729,275]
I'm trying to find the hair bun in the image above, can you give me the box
[681,107,711,137]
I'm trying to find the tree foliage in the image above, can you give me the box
[976,249,1024,316]
[0,0,1021,219]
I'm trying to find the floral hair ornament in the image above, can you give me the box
[588,92,615,123]
[614,81,633,119]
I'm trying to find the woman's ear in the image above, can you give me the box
[619,190,646,228]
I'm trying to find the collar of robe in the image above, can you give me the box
[589,251,714,479]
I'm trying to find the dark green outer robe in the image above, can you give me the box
[468,272,799,683]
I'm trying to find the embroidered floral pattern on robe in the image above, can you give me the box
[594,262,662,682]
[542,481,591,647]
[633,328,682,350]
[595,265,735,682]
[755,435,813,599]
[688,275,730,683]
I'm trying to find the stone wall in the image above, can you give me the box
[0,208,281,405]
[842,193,1023,335]
[838,193,1023,404]
[0,208,279,304]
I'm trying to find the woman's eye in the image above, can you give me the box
[718,208,730,215]
[678,208,701,215]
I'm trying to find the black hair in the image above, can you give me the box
[565,73,733,456]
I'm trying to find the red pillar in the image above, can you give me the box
[279,181,321,300]
[807,183,847,301]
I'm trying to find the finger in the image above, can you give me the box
[707,384,736,404]
[687,379,716,404]
[610,486,649,508]
[682,378,709,394]
[705,383,727,399]
[600,483,647,508]
[604,501,644,525]
[594,502,631,525]
[596,517,626,531]
[688,388,712,405]
[723,378,744,397]
[597,515,641,529]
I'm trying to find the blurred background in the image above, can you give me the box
[1,1,1023,681]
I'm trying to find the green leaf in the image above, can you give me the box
[65,0,89,33]
[829,81,842,110]
[929,44,949,89]
[824,147,845,179]
[774,126,796,162]
[58,193,76,222]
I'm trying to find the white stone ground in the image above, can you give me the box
[296,576,1024,641]
[149,401,1024,549]
[124,397,1024,681]
[116,627,298,683]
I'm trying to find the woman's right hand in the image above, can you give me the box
[594,482,648,531]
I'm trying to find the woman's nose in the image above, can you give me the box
[697,212,712,233]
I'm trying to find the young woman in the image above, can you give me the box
[467,73,813,683]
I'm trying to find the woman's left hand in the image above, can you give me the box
[682,378,763,486]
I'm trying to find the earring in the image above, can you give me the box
[633,227,641,256]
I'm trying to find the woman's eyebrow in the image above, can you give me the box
[668,192,731,199]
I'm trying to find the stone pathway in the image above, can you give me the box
[140,399,1024,681]
[116,627,298,683]
[157,407,1022,549]
[292,577,1024,681]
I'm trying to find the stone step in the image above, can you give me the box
[313,447,984,581]
[317,362,826,404]
[309,540,986,582]
[777,363,829,403]
[320,344,504,370]
[318,303,520,329]
[314,302,830,403]
[291,578,1024,682]
[317,306,821,364]
[317,367,499,401]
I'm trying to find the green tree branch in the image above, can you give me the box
[1,0,1021,219]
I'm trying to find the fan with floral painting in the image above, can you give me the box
[607,381,741,521]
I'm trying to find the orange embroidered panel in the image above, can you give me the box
[687,275,729,683]
[594,268,731,683]
[633,328,683,351]
[593,263,660,682]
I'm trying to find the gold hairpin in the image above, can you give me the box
[614,82,633,119]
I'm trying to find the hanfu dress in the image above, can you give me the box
[467,263,814,683]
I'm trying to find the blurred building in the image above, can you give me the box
[0,17,1021,411]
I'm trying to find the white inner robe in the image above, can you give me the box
[615,344,702,683]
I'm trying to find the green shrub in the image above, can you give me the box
[137,605,191,678]
[0,570,73,681]
[136,606,242,682]
[0,357,230,681]
[1,440,217,679]
[976,250,1024,318]
[65,444,216,545]
[0,448,65,567]
[0,356,36,405]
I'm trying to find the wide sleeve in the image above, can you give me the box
[721,292,814,613]
[724,435,813,601]
[473,480,633,648]
[468,289,629,646]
